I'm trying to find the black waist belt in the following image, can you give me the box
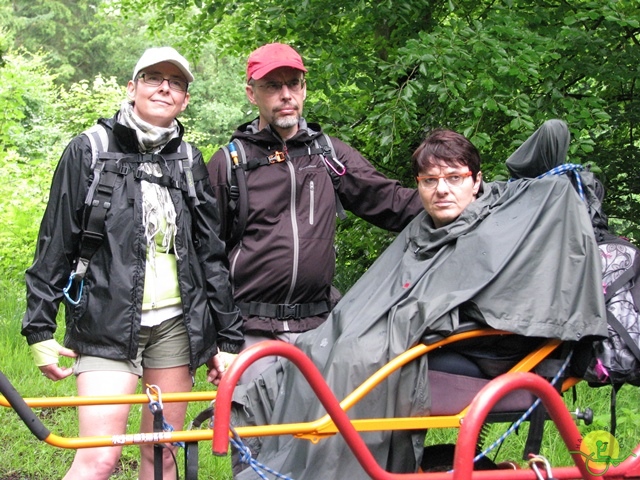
[238,301,330,320]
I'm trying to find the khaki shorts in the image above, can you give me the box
[74,315,190,377]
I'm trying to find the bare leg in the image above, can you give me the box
[138,365,192,480]
[63,371,139,480]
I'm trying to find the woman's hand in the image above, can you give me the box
[30,339,77,381]
[206,351,238,385]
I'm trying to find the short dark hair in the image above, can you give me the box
[411,129,481,180]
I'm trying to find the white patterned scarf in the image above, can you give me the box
[117,101,180,262]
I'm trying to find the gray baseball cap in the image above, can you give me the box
[132,46,194,83]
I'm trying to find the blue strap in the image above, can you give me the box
[535,163,585,201]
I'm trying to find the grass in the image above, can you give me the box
[425,382,640,468]
[1,274,640,478]
[0,277,232,480]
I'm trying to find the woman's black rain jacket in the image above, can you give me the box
[22,114,243,371]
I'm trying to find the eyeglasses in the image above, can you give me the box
[137,72,189,93]
[416,171,473,189]
[253,78,306,94]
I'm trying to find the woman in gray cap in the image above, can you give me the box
[22,46,242,479]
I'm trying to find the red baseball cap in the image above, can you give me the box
[246,43,308,81]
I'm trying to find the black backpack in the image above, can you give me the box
[63,124,204,304]
[575,232,640,387]
[546,167,640,391]
[571,231,640,435]
[533,164,640,434]
[220,134,347,250]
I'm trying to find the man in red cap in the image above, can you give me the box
[206,43,422,385]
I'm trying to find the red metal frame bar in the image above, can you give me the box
[454,371,640,480]
[3,335,640,478]
[213,340,437,479]
[213,341,640,480]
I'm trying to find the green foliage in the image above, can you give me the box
[0,51,59,154]
[364,3,616,172]
[0,25,12,66]
[4,0,150,84]
[54,75,126,135]
[180,46,251,153]
[2,0,639,290]
[0,52,61,281]
[0,54,127,283]
[55,75,125,135]
[109,0,640,279]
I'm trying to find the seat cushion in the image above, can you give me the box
[428,370,536,415]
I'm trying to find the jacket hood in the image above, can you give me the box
[231,117,323,145]
[506,119,570,179]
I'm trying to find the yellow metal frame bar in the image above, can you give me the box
[0,329,571,449]
[0,390,216,408]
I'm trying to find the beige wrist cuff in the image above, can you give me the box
[30,339,62,367]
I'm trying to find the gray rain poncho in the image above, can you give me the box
[232,121,608,479]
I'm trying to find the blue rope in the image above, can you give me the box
[470,350,574,467]
[230,427,294,480]
[536,163,585,201]
[148,400,185,448]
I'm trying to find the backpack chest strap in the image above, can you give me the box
[241,145,325,172]
[238,300,330,320]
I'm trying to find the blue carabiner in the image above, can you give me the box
[63,272,83,306]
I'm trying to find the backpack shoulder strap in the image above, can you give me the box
[224,140,249,250]
[67,125,125,298]
[84,124,109,166]
[315,133,348,220]
[175,140,201,206]
[602,237,640,309]
[606,310,640,362]
[83,124,111,206]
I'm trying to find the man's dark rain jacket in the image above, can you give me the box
[207,118,423,334]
